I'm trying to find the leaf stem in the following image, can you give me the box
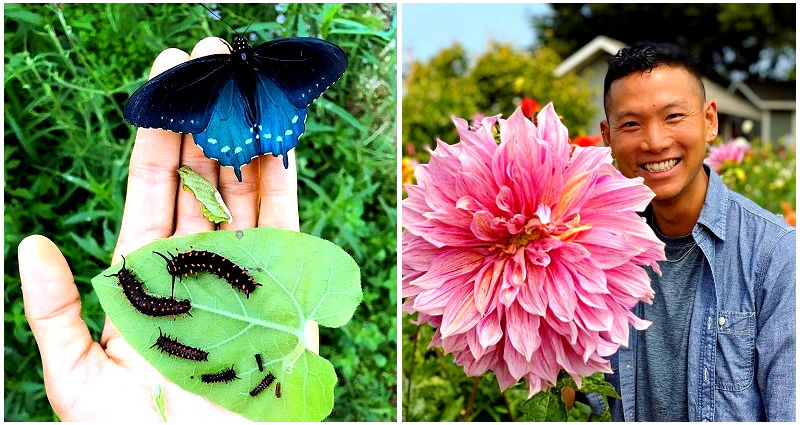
[403,324,420,420]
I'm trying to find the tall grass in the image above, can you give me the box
[4,3,396,421]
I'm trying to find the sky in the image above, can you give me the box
[403,3,551,71]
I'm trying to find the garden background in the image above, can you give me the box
[4,3,396,421]
[402,3,795,421]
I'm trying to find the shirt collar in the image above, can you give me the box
[695,164,728,241]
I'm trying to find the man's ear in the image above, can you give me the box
[704,99,719,143]
[600,120,611,147]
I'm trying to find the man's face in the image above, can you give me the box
[601,65,717,203]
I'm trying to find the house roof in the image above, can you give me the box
[728,80,795,110]
[554,35,625,77]
[555,35,762,119]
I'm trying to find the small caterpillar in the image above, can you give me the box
[201,365,239,383]
[249,372,276,397]
[255,353,263,372]
[154,249,261,298]
[150,328,208,361]
[275,382,281,398]
[105,256,191,317]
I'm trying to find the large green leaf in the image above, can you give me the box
[91,228,362,421]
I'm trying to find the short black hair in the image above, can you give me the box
[603,42,705,114]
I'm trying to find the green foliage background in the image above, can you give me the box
[4,3,396,421]
[402,43,595,162]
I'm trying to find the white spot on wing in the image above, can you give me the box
[276,136,283,142]
[234,146,243,154]
[292,115,298,123]
[285,130,292,136]
[245,138,253,144]
[266,133,272,139]
[220,146,230,153]
[208,138,218,145]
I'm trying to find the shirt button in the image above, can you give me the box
[718,316,726,327]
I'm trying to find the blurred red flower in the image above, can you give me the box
[520,98,540,118]
[572,135,602,147]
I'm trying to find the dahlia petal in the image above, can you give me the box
[440,294,481,338]
[544,259,577,322]
[526,375,545,399]
[504,335,533,379]
[409,250,484,290]
[554,242,591,264]
[570,260,610,294]
[496,185,515,213]
[470,210,505,241]
[583,169,655,213]
[517,265,548,316]
[473,258,505,315]
[506,303,541,361]
[413,278,464,315]
[494,360,518,391]
[441,332,468,353]
[506,214,528,234]
[477,310,503,348]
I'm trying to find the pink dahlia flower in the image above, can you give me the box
[704,137,750,173]
[403,104,666,397]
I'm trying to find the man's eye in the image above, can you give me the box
[621,121,639,128]
[667,113,684,120]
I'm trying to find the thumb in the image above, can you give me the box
[19,235,97,378]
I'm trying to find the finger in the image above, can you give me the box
[20,236,102,377]
[257,151,300,231]
[219,162,260,231]
[115,48,191,258]
[174,37,230,237]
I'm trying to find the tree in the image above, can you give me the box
[533,3,796,84]
[403,43,595,160]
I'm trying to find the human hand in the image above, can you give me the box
[19,37,315,421]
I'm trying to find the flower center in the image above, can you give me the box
[508,231,540,248]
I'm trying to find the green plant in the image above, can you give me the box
[4,3,396,421]
[402,43,595,162]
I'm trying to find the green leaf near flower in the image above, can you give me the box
[91,228,362,421]
[517,388,568,421]
[178,165,232,224]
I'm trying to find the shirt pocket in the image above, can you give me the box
[714,310,755,391]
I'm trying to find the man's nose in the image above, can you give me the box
[641,123,672,152]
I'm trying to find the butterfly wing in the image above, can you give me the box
[192,73,307,181]
[123,55,232,134]
[253,37,348,109]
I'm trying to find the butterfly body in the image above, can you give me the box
[124,35,347,181]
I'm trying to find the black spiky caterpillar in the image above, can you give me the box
[153,249,262,298]
[105,256,192,317]
[201,365,239,383]
[249,372,276,397]
[150,328,209,361]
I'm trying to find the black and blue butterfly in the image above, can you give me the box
[123,34,348,181]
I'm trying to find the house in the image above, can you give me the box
[554,36,795,145]
[728,80,796,146]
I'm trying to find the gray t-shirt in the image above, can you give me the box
[635,222,703,422]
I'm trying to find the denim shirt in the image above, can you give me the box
[606,165,796,421]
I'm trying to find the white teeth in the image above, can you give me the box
[643,159,678,173]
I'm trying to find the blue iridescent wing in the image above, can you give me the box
[192,73,307,181]
[123,55,232,133]
[253,37,348,109]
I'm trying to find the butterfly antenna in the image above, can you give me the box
[199,4,237,33]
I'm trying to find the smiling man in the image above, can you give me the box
[598,43,796,421]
